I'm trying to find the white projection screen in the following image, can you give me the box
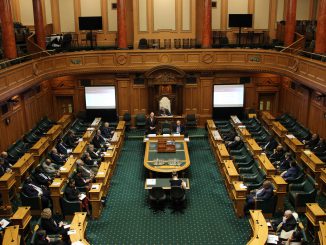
[85,86,116,109]
[213,84,244,107]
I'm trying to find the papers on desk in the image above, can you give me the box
[78,138,83,142]
[67,149,72,154]
[59,167,67,171]
[79,193,86,201]
[143,138,149,142]
[163,134,170,136]
[173,133,180,136]
[240,184,247,189]
[68,230,77,235]
[286,134,295,139]
[97,171,105,175]
[266,222,272,227]
[238,125,246,129]
[87,127,95,131]
[267,234,279,244]
[0,219,10,230]
[64,224,71,229]
[148,134,156,137]
[184,138,190,142]
[91,184,100,190]
[72,241,84,245]
[304,150,311,155]
[146,179,156,185]
[52,182,61,186]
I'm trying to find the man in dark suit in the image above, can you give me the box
[227,136,243,151]
[244,180,274,214]
[49,148,67,165]
[263,137,278,155]
[304,133,319,149]
[0,157,12,177]
[0,152,12,168]
[56,140,72,155]
[92,130,107,150]
[101,122,115,139]
[276,152,292,171]
[281,161,301,181]
[146,112,157,134]
[87,144,103,161]
[22,177,51,208]
[64,131,78,148]
[269,145,285,163]
[34,166,53,187]
[172,120,185,135]
[313,138,326,155]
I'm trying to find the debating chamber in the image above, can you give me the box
[0,0,326,244]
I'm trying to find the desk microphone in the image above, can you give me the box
[10,226,16,242]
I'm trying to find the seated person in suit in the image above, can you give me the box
[42,159,60,178]
[74,169,92,190]
[40,208,69,243]
[34,166,53,187]
[275,210,298,234]
[159,107,171,116]
[172,120,185,135]
[263,137,278,155]
[284,229,303,245]
[0,157,12,177]
[281,161,301,181]
[101,122,115,139]
[313,138,326,155]
[0,152,12,168]
[92,130,108,150]
[34,229,65,245]
[56,140,72,155]
[227,136,243,151]
[303,133,319,149]
[170,171,186,190]
[49,148,67,165]
[87,144,103,161]
[223,130,237,142]
[64,178,90,215]
[244,180,274,214]
[22,177,51,208]
[269,145,285,163]
[76,159,96,178]
[146,112,157,134]
[81,152,99,173]
[275,152,292,171]
[64,130,79,148]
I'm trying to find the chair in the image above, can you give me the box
[135,113,146,128]
[60,193,83,219]
[20,192,44,216]
[185,114,197,128]
[149,187,166,212]
[161,122,171,134]
[170,186,186,212]
[255,194,278,218]
[61,33,72,50]
[288,175,317,213]
[138,38,148,49]
[82,32,97,47]
[174,39,181,49]
[163,39,171,49]
[123,112,131,130]
[182,38,190,49]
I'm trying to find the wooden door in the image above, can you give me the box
[55,96,74,119]
[258,93,275,113]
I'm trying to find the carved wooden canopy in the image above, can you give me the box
[144,65,186,86]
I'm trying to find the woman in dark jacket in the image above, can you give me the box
[64,178,90,215]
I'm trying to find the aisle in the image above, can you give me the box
[87,137,250,245]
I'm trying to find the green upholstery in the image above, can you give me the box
[288,175,317,212]
[123,113,131,128]
[20,191,43,214]
[60,184,83,218]
[242,167,266,191]
[135,113,146,128]
[185,114,197,128]
[255,194,277,217]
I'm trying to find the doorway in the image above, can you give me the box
[258,93,275,112]
[55,96,74,119]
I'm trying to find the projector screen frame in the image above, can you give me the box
[85,86,117,110]
[212,84,245,108]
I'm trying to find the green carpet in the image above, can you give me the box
[87,136,251,244]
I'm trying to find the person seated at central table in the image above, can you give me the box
[146,112,157,134]
[170,171,187,189]
[172,120,185,135]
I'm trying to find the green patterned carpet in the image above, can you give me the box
[87,136,250,244]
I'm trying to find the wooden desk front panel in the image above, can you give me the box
[57,114,72,130]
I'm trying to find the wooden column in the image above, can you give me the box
[284,0,297,46]
[0,0,17,59]
[315,0,326,53]
[201,0,212,48]
[32,0,46,49]
[117,0,128,49]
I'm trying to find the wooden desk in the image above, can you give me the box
[11,153,34,188]
[230,115,242,126]
[2,225,21,245]
[11,206,32,241]
[261,111,275,128]
[69,212,89,245]
[57,114,72,130]
[284,134,304,154]
[89,183,104,219]
[272,121,288,140]
[73,141,88,158]
[144,134,185,142]
[95,162,112,196]
[206,119,216,130]
[209,130,223,152]
[144,178,190,189]
[116,121,126,136]
[50,178,66,215]
[45,124,62,142]
[104,146,117,170]
[247,138,262,156]
[306,203,326,240]
[247,210,268,245]
[256,154,276,178]
[82,129,96,143]
[0,172,16,216]
[222,160,239,197]
[318,221,326,245]
[111,131,123,154]
[156,115,185,124]
[29,137,50,165]
[301,150,325,179]
[59,157,77,179]
[237,126,251,142]
[271,175,287,213]
[216,144,230,166]
[91,117,102,129]
[319,168,326,195]
[231,181,247,217]
[144,140,190,173]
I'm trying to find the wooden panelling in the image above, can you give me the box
[184,84,199,114]
[117,79,131,116]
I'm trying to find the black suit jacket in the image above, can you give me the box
[40,218,60,235]
[64,186,80,201]
[49,152,66,165]
[92,135,105,149]
[101,127,114,139]
[172,124,185,134]
[146,117,157,133]
[22,183,40,197]
[74,175,88,187]
[64,135,77,148]
[35,172,52,186]
[228,140,243,150]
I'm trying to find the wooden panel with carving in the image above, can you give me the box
[199,78,213,123]
[117,79,131,116]
[184,84,199,114]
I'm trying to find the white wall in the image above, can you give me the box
[212,0,221,30]
[296,0,310,20]
[254,0,270,29]
[153,0,176,30]
[228,0,248,14]
[138,0,148,31]
[276,0,285,21]
[20,0,34,26]
[81,0,102,16]
[44,0,52,24]
[59,0,75,32]
[108,0,117,31]
[182,0,191,31]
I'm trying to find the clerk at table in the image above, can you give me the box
[172,120,185,135]
[146,112,157,134]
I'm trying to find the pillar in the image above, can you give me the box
[284,0,297,46]
[0,0,17,59]
[201,0,212,48]
[32,0,46,49]
[117,0,128,49]
[315,0,326,53]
